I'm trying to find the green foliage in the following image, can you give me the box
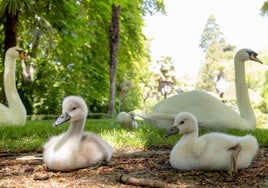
[199,15,226,52]
[141,0,166,15]
[0,0,32,17]
[0,119,268,153]
[154,56,177,98]
[197,15,236,92]
[259,70,268,113]
[260,1,268,16]
[196,42,235,91]
[0,0,165,115]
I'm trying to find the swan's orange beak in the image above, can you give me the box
[19,51,30,61]
[250,53,263,64]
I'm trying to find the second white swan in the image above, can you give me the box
[137,49,263,130]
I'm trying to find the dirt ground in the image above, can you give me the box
[0,147,267,188]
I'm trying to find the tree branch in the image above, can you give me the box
[115,174,179,188]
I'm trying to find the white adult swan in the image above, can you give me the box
[0,46,29,126]
[165,112,258,175]
[137,49,263,130]
[43,96,113,171]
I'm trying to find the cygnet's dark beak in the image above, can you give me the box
[164,126,180,137]
[53,112,71,126]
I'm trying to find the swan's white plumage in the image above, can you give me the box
[166,112,258,172]
[43,96,113,171]
[0,46,28,126]
[137,49,263,130]
[117,111,138,128]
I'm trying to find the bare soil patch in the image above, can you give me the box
[0,147,267,188]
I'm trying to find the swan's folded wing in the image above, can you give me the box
[136,113,176,129]
[0,103,9,111]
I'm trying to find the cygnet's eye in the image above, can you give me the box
[180,120,185,124]
[71,107,77,111]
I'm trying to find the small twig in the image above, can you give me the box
[33,173,49,181]
[115,174,179,188]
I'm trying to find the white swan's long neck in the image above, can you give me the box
[4,55,26,115]
[234,57,256,126]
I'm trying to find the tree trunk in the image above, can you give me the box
[108,4,121,116]
[4,10,18,52]
[0,10,18,104]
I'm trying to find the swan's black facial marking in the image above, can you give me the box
[16,49,28,60]
[246,50,258,60]
[246,50,263,64]
[16,49,25,54]
[16,49,26,57]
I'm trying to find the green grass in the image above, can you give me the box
[0,119,268,153]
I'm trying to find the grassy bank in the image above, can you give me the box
[0,119,268,153]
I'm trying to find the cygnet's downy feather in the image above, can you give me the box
[43,96,113,171]
[165,112,258,175]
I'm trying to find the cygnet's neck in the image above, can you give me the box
[177,128,198,152]
[53,119,85,151]
[66,119,86,137]
[182,127,198,140]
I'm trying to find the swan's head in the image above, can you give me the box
[6,46,30,60]
[235,49,263,64]
[129,111,136,119]
[53,96,88,126]
[165,112,197,137]
[117,111,135,121]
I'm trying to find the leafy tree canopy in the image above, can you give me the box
[0,0,165,115]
